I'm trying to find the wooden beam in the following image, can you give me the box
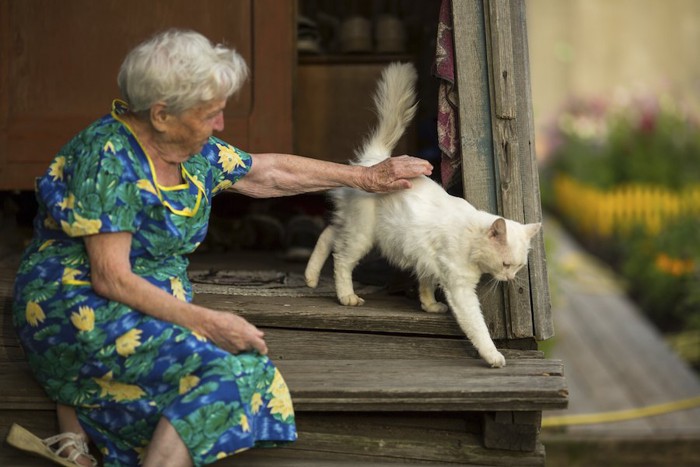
[487,0,517,120]
[452,0,508,340]
[509,0,553,340]
[484,0,533,338]
[483,410,541,451]
[452,0,552,340]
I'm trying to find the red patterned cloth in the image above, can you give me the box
[435,0,460,188]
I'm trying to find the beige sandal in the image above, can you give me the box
[6,423,98,466]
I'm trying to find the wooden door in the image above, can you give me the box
[0,0,294,190]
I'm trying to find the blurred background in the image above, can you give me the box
[527,1,700,462]
[529,0,700,368]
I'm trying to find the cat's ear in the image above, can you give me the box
[524,222,541,240]
[488,218,507,244]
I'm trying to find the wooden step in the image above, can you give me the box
[0,358,566,412]
[2,411,547,466]
[281,358,566,412]
[194,292,466,337]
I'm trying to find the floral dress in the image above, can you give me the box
[12,101,297,466]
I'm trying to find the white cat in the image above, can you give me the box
[304,63,541,368]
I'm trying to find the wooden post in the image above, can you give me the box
[452,0,553,340]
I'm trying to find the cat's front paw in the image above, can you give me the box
[339,294,365,306]
[421,302,449,313]
[481,349,506,368]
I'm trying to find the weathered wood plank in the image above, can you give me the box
[451,0,553,342]
[487,0,516,120]
[0,358,567,412]
[0,269,12,289]
[298,412,481,434]
[281,428,544,466]
[508,0,552,340]
[268,331,542,360]
[0,342,23,362]
[451,0,509,340]
[483,0,534,339]
[194,293,466,337]
[0,364,53,410]
[483,411,541,451]
[0,411,546,466]
[277,359,566,412]
[263,328,544,362]
[241,410,545,466]
[451,0,497,213]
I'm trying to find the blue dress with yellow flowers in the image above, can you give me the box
[12,101,297,466]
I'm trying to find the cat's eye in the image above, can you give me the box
[502,262,511,268]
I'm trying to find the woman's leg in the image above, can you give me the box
[143,417,193,467]
[56,404,94,467]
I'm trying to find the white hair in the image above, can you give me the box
[118,29,249,114]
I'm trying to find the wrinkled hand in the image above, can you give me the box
[360,155,433,193]
[201,310,268,355]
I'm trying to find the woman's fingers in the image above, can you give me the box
[363,156,433,192]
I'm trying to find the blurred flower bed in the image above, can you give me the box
[539,91,700,359]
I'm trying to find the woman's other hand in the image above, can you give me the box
[200,310,269,355]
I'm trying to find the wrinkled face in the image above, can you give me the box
[478,218,541,281]
[163,99,226,158]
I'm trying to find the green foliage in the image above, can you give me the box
[543,93,700,191]
[620,218,699,332]
[541,92,700,334]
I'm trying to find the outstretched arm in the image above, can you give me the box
[230,153,432,198]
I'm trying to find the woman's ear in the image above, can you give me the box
[150,102,170,133]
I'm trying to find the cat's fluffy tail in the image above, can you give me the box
[353,62,418,167]
[305,63,416,288]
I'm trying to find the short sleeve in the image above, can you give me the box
[38,131,143,238]
[201,137,253,196]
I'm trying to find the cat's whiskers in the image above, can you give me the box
[482,276,502,297]
[510,273,528,289]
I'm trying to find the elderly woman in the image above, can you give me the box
[8,29,431,467]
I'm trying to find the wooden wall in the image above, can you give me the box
[0,0,294,190]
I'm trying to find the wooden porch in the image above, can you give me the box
[0,252,567,466]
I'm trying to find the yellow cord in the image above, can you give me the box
[542,395,700,428]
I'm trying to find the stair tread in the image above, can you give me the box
[193,292,465,337]
[280,358,566,411]
[0,357,567,412]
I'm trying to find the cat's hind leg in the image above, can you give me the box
[305,225,335,288]
[332,224,375,307]
[418,276,448,313]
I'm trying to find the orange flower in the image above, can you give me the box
[655,253,695,277]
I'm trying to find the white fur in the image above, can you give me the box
[304,63,541,368]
